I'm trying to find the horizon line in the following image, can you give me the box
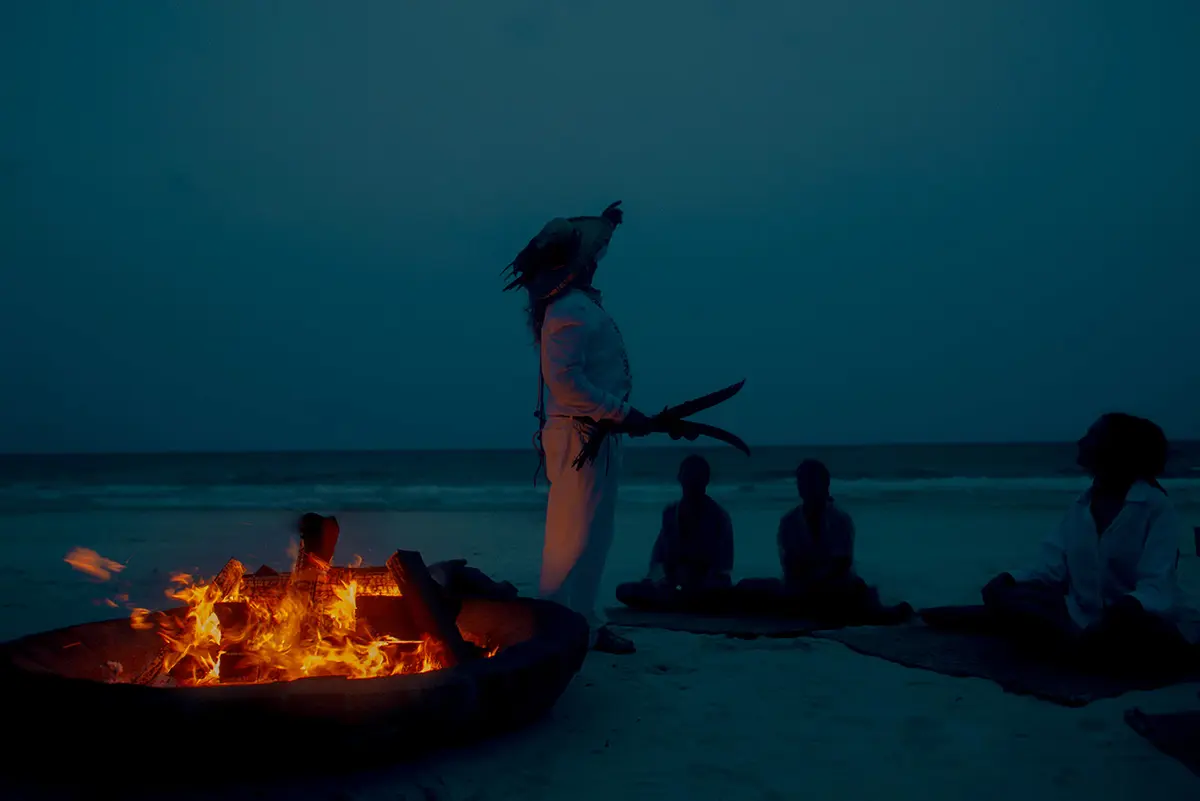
[4,438,1196,459]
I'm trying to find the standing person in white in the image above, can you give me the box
[503,201,651,654]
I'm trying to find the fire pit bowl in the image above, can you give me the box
[0,597,589,781]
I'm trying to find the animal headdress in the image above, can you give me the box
[501,201,623,301]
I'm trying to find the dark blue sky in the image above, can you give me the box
[2,2,1197,452]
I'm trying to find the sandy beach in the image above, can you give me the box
[6,2,1199,798]
[3,484,1198,800]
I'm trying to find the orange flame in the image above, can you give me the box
[142,566,450,686]
[65,548,124,581]
[66,546,494,687]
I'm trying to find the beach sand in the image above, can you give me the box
[3,488,1198,799]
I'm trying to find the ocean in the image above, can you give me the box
[4,441,1197,646]
[3,441,1199,515]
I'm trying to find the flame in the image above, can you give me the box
[65,548,125,581]
[141,567,455,686]
[65,545,496,686]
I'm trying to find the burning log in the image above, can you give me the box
[293,514,341,603]
[133,558,246,685]
[298,513,340,567]
[217,644,267,685]
[386,550,478,668]
[240,566,399,603]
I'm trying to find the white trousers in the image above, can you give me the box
[539,420,622,632]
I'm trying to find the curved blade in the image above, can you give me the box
[657,379,746,421]
[673,421,752,456]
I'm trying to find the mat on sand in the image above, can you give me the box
[604,606,823,638]
[815,619,1200,707]
[1124,709,1200,778]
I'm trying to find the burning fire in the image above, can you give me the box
[157,571,439,686]
[66,549,464,687]
[64,548,125,581]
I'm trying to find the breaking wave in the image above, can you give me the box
[3,476,1199,513]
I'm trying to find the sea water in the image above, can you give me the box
[1,443,1197,642]
[3,441,1199,514]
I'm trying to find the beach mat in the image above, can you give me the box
[1124,709,1200,777]
[604,606,822,638]
[815,621,1200,707]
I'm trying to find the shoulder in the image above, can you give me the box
[1136,482,1180,522]
[708,498,732,523]
[779,506,803,528]
[1121,480,1172,508]
[662,501,679,519]
[545,289,595,320]
[828,503,855,528]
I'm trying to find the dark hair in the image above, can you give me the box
[527,295,552,344]
[1094,413,1169,483]
[679,454,711,484]
[508,234,581,344]
[796,459,831,487]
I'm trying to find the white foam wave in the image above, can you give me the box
[1,475,1198,513]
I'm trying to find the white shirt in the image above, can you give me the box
[540,288,632,422]
[1011,480,1192,641]
[777,502,856,586]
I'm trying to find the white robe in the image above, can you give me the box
[538,288,633,631]
[1011,480,1195,642]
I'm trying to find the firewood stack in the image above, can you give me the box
[240,566,399,603]
[133,557,245,686]
[132,512,490,685]
[386,550,483,668]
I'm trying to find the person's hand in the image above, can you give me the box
[665,419,700,441]
[601,200,624,227]
[981,571,1016,605]
[622,407,653,437]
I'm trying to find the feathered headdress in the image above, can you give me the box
[501,202,622,301]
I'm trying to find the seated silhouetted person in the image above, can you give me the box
[778,459,857,594]
[737,460,911,624]
[979,413,1195,671]
[616,455,734,611]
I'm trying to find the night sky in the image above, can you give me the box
[2,2,1197,452]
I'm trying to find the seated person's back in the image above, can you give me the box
[648,455,734,591]
[777,459,855,589]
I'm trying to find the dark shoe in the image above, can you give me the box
[593,625,636,654]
